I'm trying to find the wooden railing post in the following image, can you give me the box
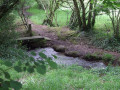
[27,24,33,36]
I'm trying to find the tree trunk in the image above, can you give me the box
[92,0,97,27]
[79,0,86,30]
[69,10,79,29]
[87,0,93,30]
[73,0,82,31]
[42,0,61,26]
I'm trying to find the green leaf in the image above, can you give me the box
[39,52,47,59]
[23,67,26,71]
[47,58,57,69]
[31,51,36,56]
[30,57,35,61]
[2,81,10,90]
[52,55,57,59]
[38,60,45,64]
[10,81,22,90]
[34,62,39,66]
[25,62,30,66]
[90,0,94,3]
[14,66,22,72]
[4,72,10,79]
[36,65,46,75]
[4,61,12,67]
[27,67,34,73]
[0,60,3,64]
[0,78,3,82]
[17,61,22,66]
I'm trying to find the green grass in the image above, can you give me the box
[27,2,120,52]
[54,10,72,26]
[94,14,113,35]
[28,2,112,32]
[28,8,46,25]
[28,7,72,26]
[28,4,113,35]
[1,59,120,90]
[21,65,120,90]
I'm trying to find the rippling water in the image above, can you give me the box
[29,47,106,69]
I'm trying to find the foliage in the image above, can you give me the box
[0,0,19,19]
[96,0,120,38]
[22,65,120,90]
[102,53,115,62]
[28,8,71,26]
[0,51,57,89]
[83,53,102,61]
[0,13,18,58]
[90,31,120,52]
[35,0,66,26]
[98,0,120,8]
[0,5,57,89]
[69,0,98,31]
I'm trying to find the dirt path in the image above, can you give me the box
[27,21,120,61]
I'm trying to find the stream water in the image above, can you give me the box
[29,47,106,69]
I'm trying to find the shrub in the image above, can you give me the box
[83,53,102,61]
[102,53,115,62]
[0,13,19,58]
[90,31,120,52]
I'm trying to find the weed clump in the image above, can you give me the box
[102,53,115,62]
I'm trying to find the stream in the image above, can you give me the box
[29,47,106,69]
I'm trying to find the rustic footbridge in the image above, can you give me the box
[17,36,51,49]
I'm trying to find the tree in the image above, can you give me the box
[69,0,97,31]
[72,0,82,30]
[99,0,120,39]
[0,0,57,89]
[0,0,20,19]
[36,0,64,26]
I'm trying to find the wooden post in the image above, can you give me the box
[27,24,33,36]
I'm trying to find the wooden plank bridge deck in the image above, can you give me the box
[17,36,51,49]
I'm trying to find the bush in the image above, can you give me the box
[90,31,120,52]
[83,53,102,61]
[0,13,19,58]
[102,53,115,62]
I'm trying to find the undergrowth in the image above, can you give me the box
[89,31,120,52]
[22,65,120,90]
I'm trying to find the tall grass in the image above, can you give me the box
[22,65,120,90]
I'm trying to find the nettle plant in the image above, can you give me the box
[0,52,57,90]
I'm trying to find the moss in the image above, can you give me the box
[53,45,66,52]
[83,53,102,61]
[65,51,79,57]
[102,53,115,62]
[83,52,116,64]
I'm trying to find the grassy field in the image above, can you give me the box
[7,65,120,90]
[3,64,120,90]
[28,8,72,26]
